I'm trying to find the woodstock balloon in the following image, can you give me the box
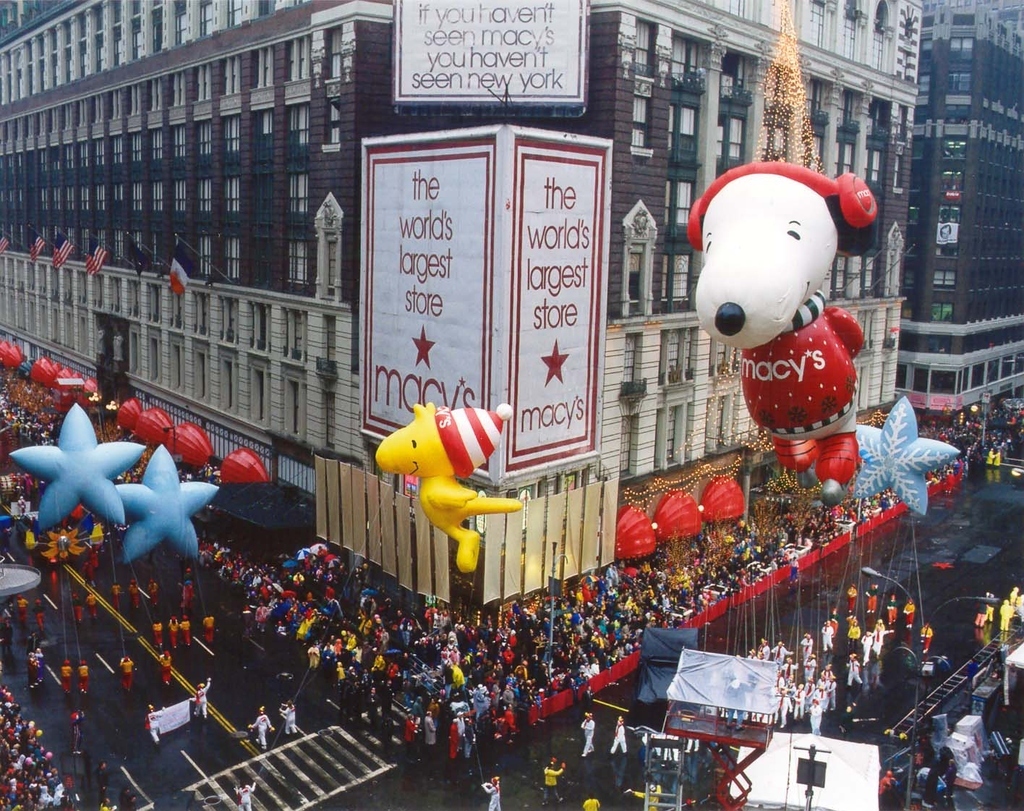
[376,402,522,573]
[690,163,878,504]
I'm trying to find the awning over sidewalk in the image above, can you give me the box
[208,482,315,531]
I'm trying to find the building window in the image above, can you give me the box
[224,56,241,95]
[836,141,855,174]
[931,303,953,322]
[623,333,640,382]
[289,173,308,217]
[149,336,160,381]
[197,120,212,156]
[947,72,971,93]
[288,103,309,145]
[170,342,183,390]
[149,78,162,110]
[152,183,163,212]
[112,135,123,165]
[174,1,187,45]
[131,132,143,163]
[255,46,273,88]
[198,178,212,215]
[866,148,882,183]
[671,180,692,228]
[843,15,857,60]
[288,241,308,284]
[717,116,744,160]
[933,268,956,289]
[174,179,186,214]
[199,0,214,36]
[195,350,207,400]
[286,379,303,436]
[287,37,309,81]
[196,64,211,101]
[619,415,637,474]
[132,181,143,213]
[252,368,266,422]
[633,20,653,76]
[172,71,186,106]
[224,237,240,279]
[632,95,649,148]
[224,177,240,213]
[327,98,342,144]
[810,1,825,47]
[221,357,236,410]
[173,124,186,158]
[223,114,240,153]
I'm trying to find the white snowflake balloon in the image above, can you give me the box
[854,397,959,514]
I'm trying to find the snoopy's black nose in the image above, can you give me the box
[715,303,746,336]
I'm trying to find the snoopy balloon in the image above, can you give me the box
[376,402,522,573]
[690,163,878,504]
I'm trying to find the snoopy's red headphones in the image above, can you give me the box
[687,162,879,256]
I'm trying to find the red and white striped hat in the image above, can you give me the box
[435,404,513,477]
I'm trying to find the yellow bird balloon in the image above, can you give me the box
[376,403,522,573]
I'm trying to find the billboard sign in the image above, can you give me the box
[362,126,610,482]
[393,0,589,106]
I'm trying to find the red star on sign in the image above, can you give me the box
[931,562,954,570]
[412,326,435,368]
[541,340,569,385]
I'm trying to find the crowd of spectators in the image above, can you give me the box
[193,450,962,774]
[0,684,68,809]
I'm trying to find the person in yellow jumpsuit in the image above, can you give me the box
[1000,599,1015,633]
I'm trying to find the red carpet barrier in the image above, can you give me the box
[533,472,962,722]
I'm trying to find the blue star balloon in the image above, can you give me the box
[10,404,144,529]
[116,445,218,562]
[854,396,959,514]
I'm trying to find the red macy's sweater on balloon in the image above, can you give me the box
[740,305,863,436]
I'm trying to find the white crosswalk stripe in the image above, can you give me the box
[185,725,395,810]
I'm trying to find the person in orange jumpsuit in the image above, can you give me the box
[120,655,134,692]
[159,650,172,685]
[60,659,73,694]
[147,578,159,607]
[34,599,45,632]
[153,619,164,648]
[111,582,122,611]
[846,584,858,614]
[180,616,192,647]
[72,591,83,624]
[78,659,89,694]
[203,615,215,643]
[85,592,98,621]
[15,595,27,625]
[168,617,180,649]
[129,579,141,609]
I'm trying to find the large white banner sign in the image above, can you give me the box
[507,140,606,471]
[363,138,496,436]
[393,0,589,106]
[362,126,610,483]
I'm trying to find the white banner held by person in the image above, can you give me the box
[157,698,192,734]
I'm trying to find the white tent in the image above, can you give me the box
[734,733,880,811]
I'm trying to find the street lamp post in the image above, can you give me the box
[861,566,999,811]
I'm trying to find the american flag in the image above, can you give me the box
[28,226,44,262]
[52,231,73,269]
[0,236,8,255]
[85,236,109,276]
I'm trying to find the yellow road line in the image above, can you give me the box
[63,565,259,756]
[595,698,630,713]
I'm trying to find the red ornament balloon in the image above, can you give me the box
[0,342,18,368]
[164,422,214,468]
[653,490,702,542]
[116,398,142,431]
[221,448,271,483]
[700,477,744,522]
[30,358,57,387]
[615,505,656,560]
[133,407,174,446]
